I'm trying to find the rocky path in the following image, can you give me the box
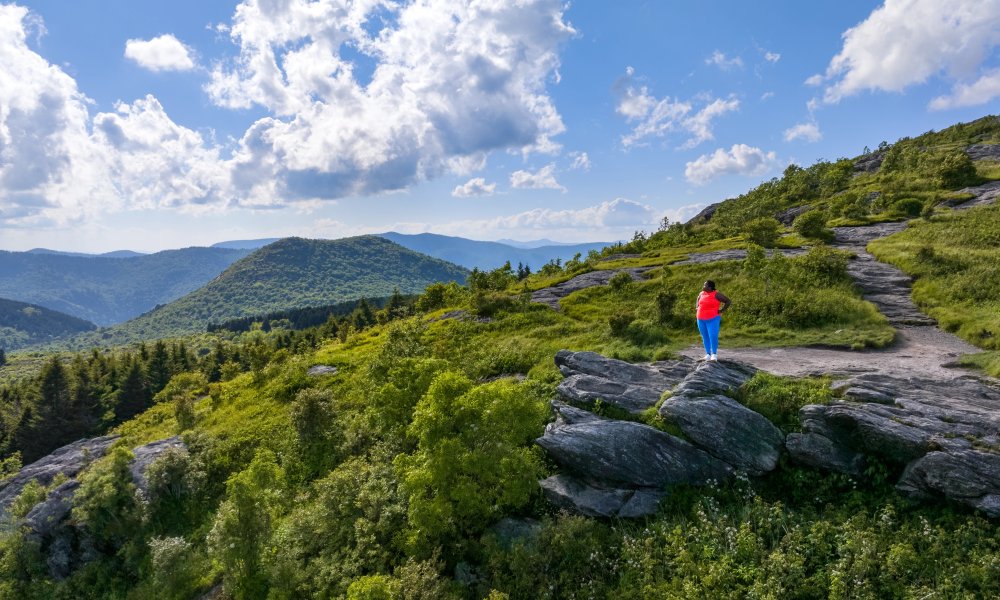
[678,221,990,380]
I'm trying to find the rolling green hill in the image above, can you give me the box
[0,297,96,350]
[88,236,468,344]
[5,116,1000,599]
[0,247,252,326]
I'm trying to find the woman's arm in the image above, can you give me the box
[716,291,732,313]
[695,291,702,311]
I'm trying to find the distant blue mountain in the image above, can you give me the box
[377,232,611,271]
[211,238,282,250]
[27,248,147,258]
[495,238,590,249]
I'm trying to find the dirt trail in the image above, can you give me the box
[680,221,990,381]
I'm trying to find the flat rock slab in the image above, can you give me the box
[964,143,1000,161]
[531,268,653,309]
[554,350,695,413]
[306,365,338,376]
[537,419,731,489]
[671,248,805,266]
[660,393,784,475]
[950,180,1000,210]
[539,474,666,518]
[831,223,908,247]
[0,435,118,517]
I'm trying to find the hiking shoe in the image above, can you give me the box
[709,354,718,361]
[702,354,711,361]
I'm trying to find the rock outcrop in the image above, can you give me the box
[949,180,1000,210]
[853,151,885,174]
[539,353,785,517]
[531,268,653,309]
[0,435,190,579]
[964,144,1000,161]
[787,372,1000,517]
[554,350,693,413]
[0,435,118,515]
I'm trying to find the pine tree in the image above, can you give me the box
[147,341,172,396]
[0,347,6,367]
[116,359,152,421]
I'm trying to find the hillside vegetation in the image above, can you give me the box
[2,116,1000,599]
[0,247,251,326]
[0,298,96,351]
[75,236,468,346]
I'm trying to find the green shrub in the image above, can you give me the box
[144,447,206,534]
[654,289,678,326]
[290,388,341,476]
[609,312,635,337]
[148,537,200,600]
[608,271,634,293]
[794,245,850,286]
[396,373,548,558]
[739,372,832,431]
[471,291,516,317]
[208,449,287,600]
[891,197,925,217]
[792,210,833,241]
[72,447,142,550]
[743,217,783,247]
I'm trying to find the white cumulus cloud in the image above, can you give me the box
[764,51,781,63]
[451,177,496,198]
[615,68,739,148]
[510,164,565,191]
[685,144,778,185]
[784,121,822,143]
[706,50,743,70]
[0,1,579,229]
[811,0,1000,107]
[124,34,195,72]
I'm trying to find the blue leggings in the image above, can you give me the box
[697,316,721,354]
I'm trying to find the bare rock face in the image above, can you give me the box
[306,365,338,377]
[2,435,189,580]
[554,350,693,414]
[537,418,731,489]
[948,180,1000,210]
[964,144,1000,161]
[686,202,721,224]
[670,360,757,400]
[853,151,885,174]
[897,450,1000,517]
[0,435,118,517]
[787,372,1000,517]
[776,204,812,226]
[660,393,784,475]
[530,268,653,309]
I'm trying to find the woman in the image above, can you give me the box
[695,280,730,361]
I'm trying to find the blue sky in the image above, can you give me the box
[1,0,998,252]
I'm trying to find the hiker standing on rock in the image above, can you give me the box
[696,280,730,361]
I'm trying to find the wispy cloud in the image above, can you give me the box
[685,144,778,185]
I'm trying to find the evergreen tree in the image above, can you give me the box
[147,341,172,396]
[0,347,6,367]
[116,359,152,421]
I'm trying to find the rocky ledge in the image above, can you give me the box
[0,435,187,579]
[538,350,1000,519]
[539,351,781,517]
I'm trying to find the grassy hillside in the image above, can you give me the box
[0,297,96,350]
[0,247,251,326]
[3,117,1000,599]
[82,236,468,345]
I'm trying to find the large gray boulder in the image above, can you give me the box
[896,450,1000,517]
[660,394,784,475]
[539,474,666,518]
[964,144,1000,161]
[554,350,694,414]
[0,435,118,517]
[670,360,757,400]
[537,418,731,489]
